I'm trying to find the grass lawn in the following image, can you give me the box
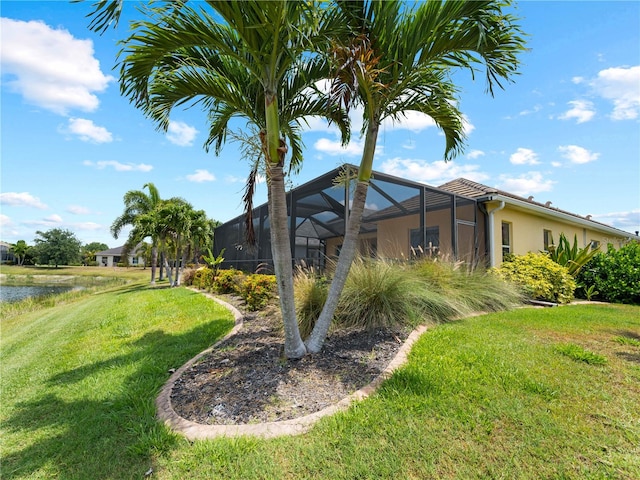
[2,285,639,479]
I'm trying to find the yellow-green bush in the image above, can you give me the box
[213,268,243,294]
[240,274,276,311]
[495,252,575,303]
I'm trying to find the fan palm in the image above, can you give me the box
[114,1,350,358]
[305,0,527,352]
[111,182,162,283]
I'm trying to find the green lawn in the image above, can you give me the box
[2,284,638,479]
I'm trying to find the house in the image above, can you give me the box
[213,165,638,271]
[95,245,145,267]
[0,241,15,264]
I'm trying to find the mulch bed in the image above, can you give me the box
[170,296,412,425]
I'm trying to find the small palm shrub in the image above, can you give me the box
[239,274,276,311]
[495,252,575,304]
[294,266,328,338]
[577,241,640,304]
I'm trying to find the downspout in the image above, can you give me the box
[485,199,505,268]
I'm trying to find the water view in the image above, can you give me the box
[0,285,79,303]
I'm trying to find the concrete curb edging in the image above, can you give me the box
[156,290,428,440]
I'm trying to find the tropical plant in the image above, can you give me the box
[111,183,162,283]
[112,0,348,358]
[305,0,528,353]
[31,229,82,267]
[202,247,225,275]
[10,240,29,266]
[546,233,600,276]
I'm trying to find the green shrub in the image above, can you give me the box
[294,266,328,338]
[336,257,426,329]
[495,252,575,304]
[213,269,243,294]
[546,233,600,276]
[192,267,214,289]
[576,241,640,305]
[240,274,276,311]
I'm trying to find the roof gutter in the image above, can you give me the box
[481,194,638,240]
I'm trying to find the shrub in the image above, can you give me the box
[336,257,426,329]
[181,267,198,286]
[546,233,600,277]
[576,241,640,305]
[213,269,243,294]
[192,267,214,290]
[294,266,328,338]
[240,274,276,311]
[495,252,575,304]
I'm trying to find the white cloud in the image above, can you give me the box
[559,100,596,124]
[591,65,640,120]
[591,210,640,233]
[0,192,48,209]
[518,104,542,116]
[186,169,216,183]
[45,214,63,223]
[225,175,246,184]
[572,76,585,84]
[379,158,489,186]
[0,18,113,115]
[551,161,562,168]
[167,121,198,146]
[497,172,554,196]
[0,214,13,227]
[558,145,599,164]
[83,160,153,172]
[381,110,437,133]
[467,149,485,160]
[314,137,382,157]
[72,222,102,231]
[67,205,91,215]
[509,147,540,165]
[67,118,113,143]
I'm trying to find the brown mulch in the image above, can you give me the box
[170,296,413,425]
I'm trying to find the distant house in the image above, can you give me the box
[95,245,145,267]
[0,241,15,264]
[213,164,638,271]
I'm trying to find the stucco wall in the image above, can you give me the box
[490,203,629,265]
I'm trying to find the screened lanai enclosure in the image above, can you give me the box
[213,165,487,272]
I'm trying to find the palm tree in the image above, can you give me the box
[115,1,348,358]
[305,0,527,352]
[10,240,29,266]
[111,183,162,284]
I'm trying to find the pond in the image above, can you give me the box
[0,285,80,303]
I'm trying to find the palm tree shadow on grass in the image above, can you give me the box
[2,320,233,479]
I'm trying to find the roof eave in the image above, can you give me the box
[480,194,638,240]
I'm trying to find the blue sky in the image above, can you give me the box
[1,1,639,248]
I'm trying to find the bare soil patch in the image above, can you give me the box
[170,296,412,425]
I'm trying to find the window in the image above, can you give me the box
[590,240,600,249]
[501,221,512,259]
[543,229,553,251]
[410,226,440,256]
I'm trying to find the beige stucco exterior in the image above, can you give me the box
[487,200,631,266]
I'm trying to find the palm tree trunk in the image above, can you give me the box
[306,121,379,353]
[267,163,307,358]
[150,243,158,284]
[263,88,306,359]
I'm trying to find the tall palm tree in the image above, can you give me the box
[111,182,162,284]
[305,0,527,352]
[115,1,348,358]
